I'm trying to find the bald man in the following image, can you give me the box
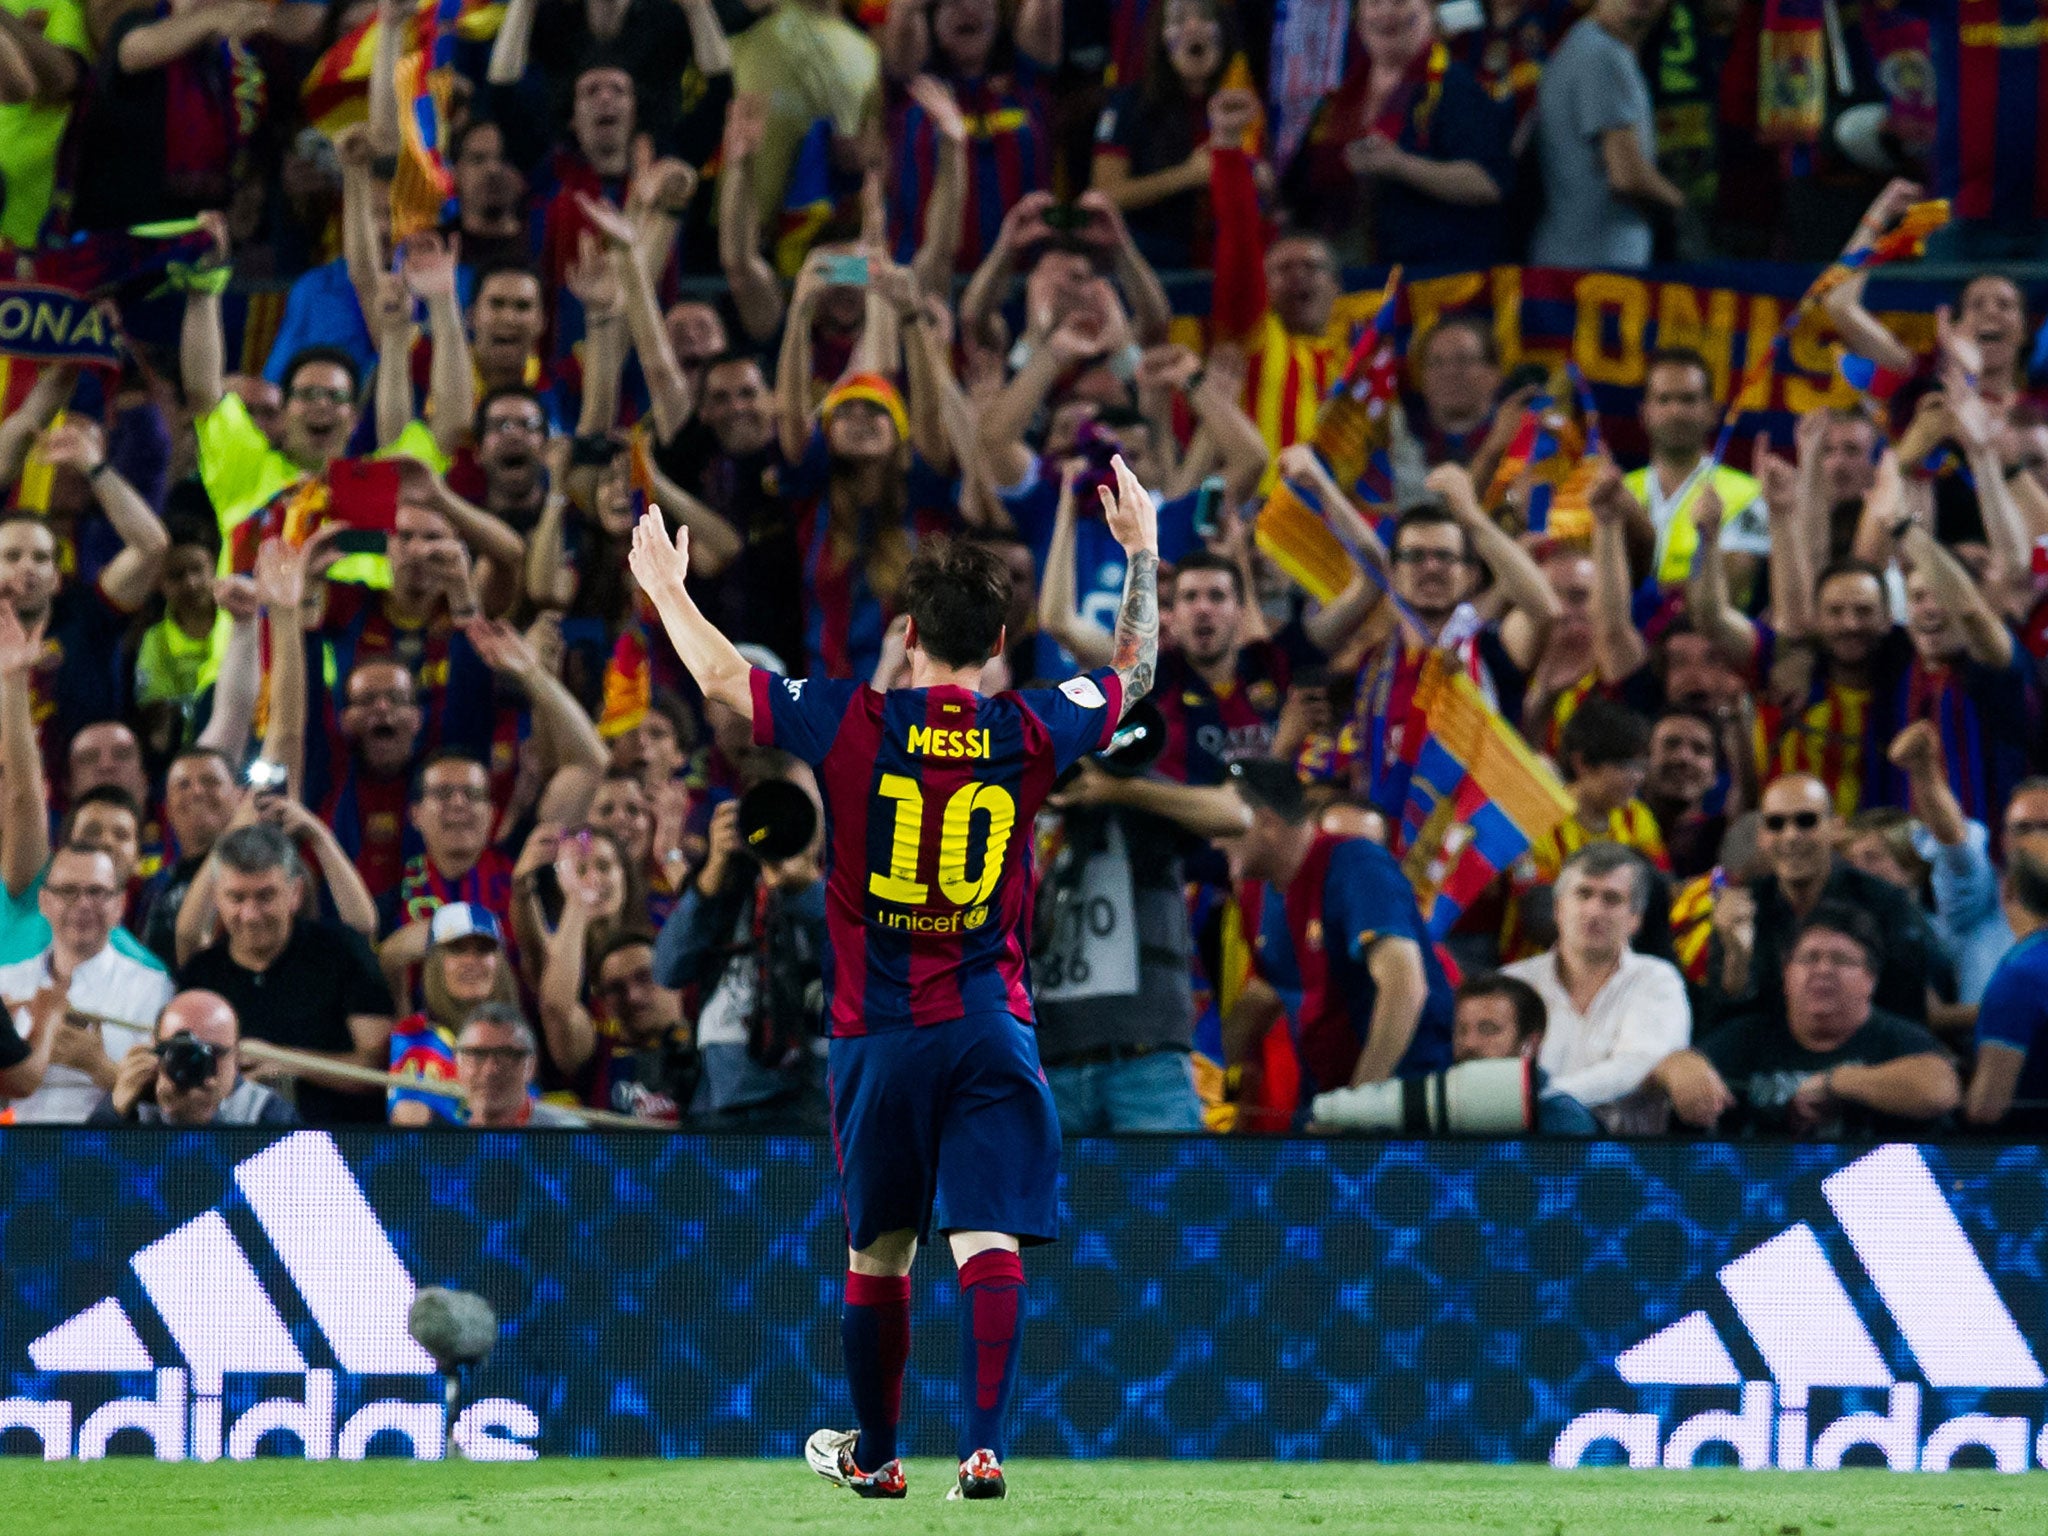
[1704,774,1936,1027]
[90,990,299,1126]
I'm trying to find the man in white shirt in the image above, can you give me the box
[1503,842,1691,1134]
[0,844,174,1122]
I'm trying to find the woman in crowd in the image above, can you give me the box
[387,903,520,1125]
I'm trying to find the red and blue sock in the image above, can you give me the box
[957,1249,1025,1462]
[843,1271,911,1470]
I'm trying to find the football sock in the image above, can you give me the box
[957,1248,1026,1462]
[843,1271,911,1470]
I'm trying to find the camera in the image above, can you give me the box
[1310,1057,1534,1135]
[244,759,289,793]
[155,1031,226,1091]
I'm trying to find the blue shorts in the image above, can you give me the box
[827,1011,1062,1252]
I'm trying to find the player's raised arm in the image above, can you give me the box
[1097,455,1159,719]
[627,508,755,720]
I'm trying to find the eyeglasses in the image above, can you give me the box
[482,415,545,437]
[288,385,353,408]
[349,688,415,709]
[1393,549,1468,567]
[44,884,121,906]
[456,1045,531,1064]
[421,785,491,805]
[1762,811,1824,832]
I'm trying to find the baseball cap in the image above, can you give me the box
[429,903,505,949]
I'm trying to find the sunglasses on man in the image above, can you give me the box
[1761,810,1823,832]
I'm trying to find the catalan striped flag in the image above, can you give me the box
[1254,477,1356,604]
[1395,650,1573,938]
[597,431,663,737]
[1311,267,1401,504]
[390,0,463,242]
[301,0,503,139]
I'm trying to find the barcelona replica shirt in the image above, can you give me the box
[749,666,1123,1035]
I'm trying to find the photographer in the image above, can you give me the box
[89,991,297,1127]
[1033,737,1251,1133]
[654,767,829,1130]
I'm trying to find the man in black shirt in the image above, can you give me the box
[177,825,394,1125]
[1651,903,1959,1139]
[1703,773,1937,1025]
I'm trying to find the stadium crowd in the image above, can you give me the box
[0,0,2043,1139]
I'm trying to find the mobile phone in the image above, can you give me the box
[321,457,401,540]
[818,253,869,287]
[1042,203,1089,234]
[245,759,289,793]
[1500,363,1551,399]
[1192,474,1227,540]
[330,527,388,556]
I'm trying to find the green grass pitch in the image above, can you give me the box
[8,1459,2048,1536]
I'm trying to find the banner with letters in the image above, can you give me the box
[0,285,121,369]
[4,1130,2048,1469]
[1165,261,2032,465]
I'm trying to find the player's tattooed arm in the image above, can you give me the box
[1111,549,1159,714]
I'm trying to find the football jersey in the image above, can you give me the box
[749,665,1124,1035]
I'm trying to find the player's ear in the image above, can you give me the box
[902,617,920,657]
[991,623,1007,662]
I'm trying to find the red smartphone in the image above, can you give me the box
[323,458,402,535]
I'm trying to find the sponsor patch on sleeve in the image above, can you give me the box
[1059,676,1107,710]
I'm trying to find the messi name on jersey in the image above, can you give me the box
[905,724,993,759]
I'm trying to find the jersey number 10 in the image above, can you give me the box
[869,774,1017,908]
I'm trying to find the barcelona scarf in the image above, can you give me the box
[1394,650,1573,939]
[596,431,663,736]
[1757,0,1826,145]
[1310,268,1402,506]
[1253,478,1357,606]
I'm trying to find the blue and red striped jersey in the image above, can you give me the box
[889,68,1052,275]
[749,666,1125,1035]
[1930,0,2048,225]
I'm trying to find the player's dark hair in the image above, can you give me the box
[1456,973,1546,1043]
[1561,697,1651,776]
[901,540,1011,668]
[1229,759,1311,824]
[1172,548,1245,604]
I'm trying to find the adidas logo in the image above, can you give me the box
[0,1132,539,1462]
[1553,1144,2047,1473]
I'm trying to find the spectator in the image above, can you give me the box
[1224,759,1455,1099]
[546,923,696,1122]
[1502,842,1691,1131]
[1032,757,1253,1132]
[89,989,298,1126]
[1287,0,1511,266]
[728,0,881,230]
[388,902,518,1125]
[1641,707,1734,880]
[176,824,395,1124]
[1451,971,1602,1134]
[1501,695,1669,960]
[1704,773,1936,1026]
[0,844,173,1122]
[655,785,829,1128]
[526,820,644,995]
[454,1003,587,1128]
[884,0,1056,276]
[1089,0,1248,269]
[1404,316,1508,471]
[1966,850,2048,1134]
[1530,0,1684,269]
[0,0,87,247]
[1627,349,1764,604]
[138,749,241,969]
[1654,902,1959,1138]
